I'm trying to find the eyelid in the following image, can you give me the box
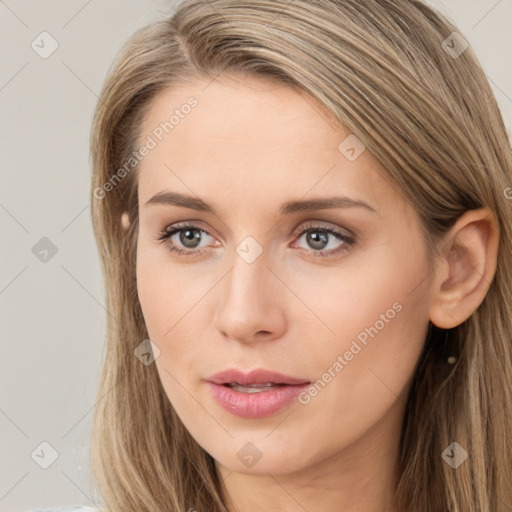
[292,219,355,238]
[160,219,218,239]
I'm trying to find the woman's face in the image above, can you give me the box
[134,74,433,477]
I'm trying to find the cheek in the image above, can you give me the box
[295,249,430,424]
[288,241,429,347]
[136,246,210,381]
[136,251,202,410]
[136,243,200,339]
[136,254,169,339]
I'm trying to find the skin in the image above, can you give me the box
[123,73,499,512]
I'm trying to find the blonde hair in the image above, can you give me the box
[88,1,512,510]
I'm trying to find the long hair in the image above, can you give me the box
[88,1,512,510]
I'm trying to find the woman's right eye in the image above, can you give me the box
[156,223,215,256]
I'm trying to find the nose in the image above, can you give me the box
[213,247,287,345]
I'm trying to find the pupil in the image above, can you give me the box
[307,230,328,250]
[180,229,201,248]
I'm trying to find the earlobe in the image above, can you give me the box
[429,207,499,329]
[121,211,131,231]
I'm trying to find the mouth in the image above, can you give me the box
[205,369,311,418]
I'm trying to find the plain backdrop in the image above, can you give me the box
[1,1,511,511]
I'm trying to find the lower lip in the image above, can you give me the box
[206,382,310,418]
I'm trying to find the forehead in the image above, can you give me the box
[136,74,407,218]
[139,74,347,154]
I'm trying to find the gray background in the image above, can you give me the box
[1,1,511,511]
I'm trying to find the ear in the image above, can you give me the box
[429,207,499,329]
[121,211,131,231]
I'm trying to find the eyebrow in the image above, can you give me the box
[144,191,378,216]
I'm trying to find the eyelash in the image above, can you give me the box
[155,221,356,259]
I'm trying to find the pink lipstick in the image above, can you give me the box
[206,368,310,418]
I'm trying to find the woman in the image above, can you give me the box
[85,0,512,511]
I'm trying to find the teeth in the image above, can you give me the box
[227,382,282,393]
[228,382,279,387]
[232,385,277,393]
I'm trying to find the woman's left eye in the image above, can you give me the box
[292,223,355,257]
[156,221,356,258]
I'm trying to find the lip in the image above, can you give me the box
[205,368,311,419]
[207,382,310,418]
[207,368,310,386]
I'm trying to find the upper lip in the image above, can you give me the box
[207,368,310,386]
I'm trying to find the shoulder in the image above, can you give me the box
[26,507,99,512]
